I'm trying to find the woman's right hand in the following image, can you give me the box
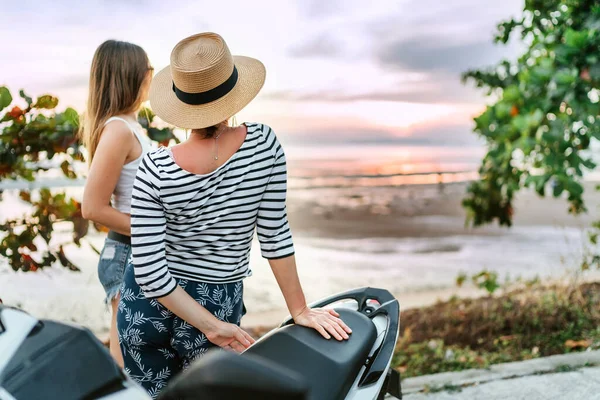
[158,287,255,353]
[293,307,352,341]
[205,320,256,353]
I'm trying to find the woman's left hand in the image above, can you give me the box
[293,307,352,341]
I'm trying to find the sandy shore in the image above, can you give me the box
[3,179,599,335]
[286,181,599,239]
[241,181,600,328]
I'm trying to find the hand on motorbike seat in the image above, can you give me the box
[293,307,353,341]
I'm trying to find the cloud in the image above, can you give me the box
[282,0,522,107]
[403,120,481,146]
[53,74,90,90]
[302,0,345,19]
[262,75,484,105]
[376,36,510,74]
[280,119,481,147]
[288,34,345,59]
[282,126,400,145]
[367,0,524,74]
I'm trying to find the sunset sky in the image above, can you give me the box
[2,0,524,146]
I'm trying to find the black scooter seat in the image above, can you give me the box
[245,308,377,400]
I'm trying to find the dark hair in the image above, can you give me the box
[203,125,220,138]
[192,121,227,139]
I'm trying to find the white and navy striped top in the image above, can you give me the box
[130,123,295,299]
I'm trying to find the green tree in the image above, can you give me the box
[462,1,600,238]
[0,87,177,272]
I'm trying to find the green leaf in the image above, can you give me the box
[19,90,33,106]
[512,115,528,133]
[532,58,554,81]
[147,127,174,143]
[518,136,536,154]
[503,86,520,102]
[60,161,77,179]
[0,87,12,111]
[456,273,468,287]
[581,158,596,170]
[538,177,549,195]
[495,102,512,119]
[33,95,59,109]
[475,108,492,130]
[555,70,576,85]
[138,107,155,129]
[529,109,544,126]
[63,107,79,126]
[555,44,578,64]
[525,175,550,196]
[566,180,584,197]
[586,55,599,65]
[564,29,588,49]
[552,181,564,197]
[484,279,500,295]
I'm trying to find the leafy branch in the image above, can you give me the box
[0,87,176,272]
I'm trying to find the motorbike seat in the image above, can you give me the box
[245,308,377,400]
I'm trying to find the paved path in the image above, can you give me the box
[394,350,600,400]
[404,365,600,400]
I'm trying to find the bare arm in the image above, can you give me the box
[268,255,306,317]
[158,287,254,352]
[257,128,351,340]
[82,123,133,235]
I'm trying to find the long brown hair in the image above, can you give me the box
[81,40,150,162]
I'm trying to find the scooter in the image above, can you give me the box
[0,287,402,400]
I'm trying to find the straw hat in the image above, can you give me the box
[149,32,266,129]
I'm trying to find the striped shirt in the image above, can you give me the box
[130,123,295,299]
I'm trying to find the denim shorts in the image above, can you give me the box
[98,237,131,304]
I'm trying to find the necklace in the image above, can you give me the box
[213,127,227,160]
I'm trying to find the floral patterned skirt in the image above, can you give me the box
[117,263,244,399]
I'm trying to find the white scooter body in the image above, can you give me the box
[0,287,401,400]
[339,301,399,400]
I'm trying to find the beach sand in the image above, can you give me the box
[244,181,600,328]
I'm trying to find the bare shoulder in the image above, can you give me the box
[93,119,136,163]
[100,119,135,146]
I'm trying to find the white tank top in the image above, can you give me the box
[104,116,152,214]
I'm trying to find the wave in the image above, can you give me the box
[288,170,478,189]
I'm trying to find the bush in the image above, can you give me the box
[394,282,600,377]
[0,87,177,271]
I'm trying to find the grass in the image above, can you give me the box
[393,281,600,377]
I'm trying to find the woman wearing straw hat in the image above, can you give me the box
[117,32,352,397]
